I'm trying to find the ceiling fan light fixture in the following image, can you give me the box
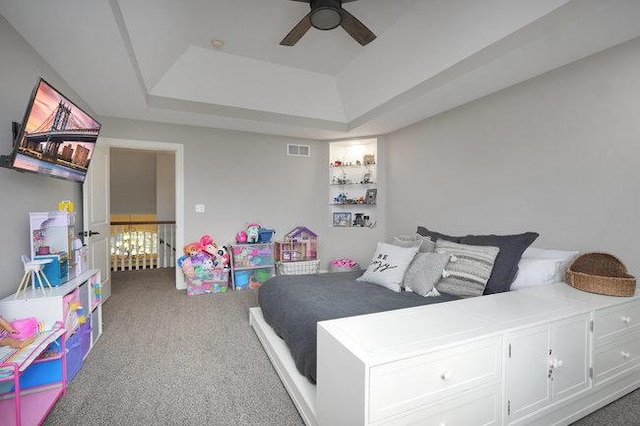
[310,0,342,30]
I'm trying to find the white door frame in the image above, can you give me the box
[104,137,185,289]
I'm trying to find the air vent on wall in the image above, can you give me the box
[287,144,311,157]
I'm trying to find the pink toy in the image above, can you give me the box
[199,235,218,256]
[181,257,196,278]
[246,223,261,244]
[236,230,248,243]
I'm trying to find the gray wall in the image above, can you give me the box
[0,16,95,298]
[385,36,640,276]
[99,119,384,269]
[156,152,175,221]
[110,148,157,215]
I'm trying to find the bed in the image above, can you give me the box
[258,270,460,383]
[250,232,640,425]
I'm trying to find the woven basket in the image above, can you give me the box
[565,252,636,297]
[276,260,320,275]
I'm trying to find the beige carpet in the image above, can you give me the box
[45,268,303,425]
[43,268,639,425]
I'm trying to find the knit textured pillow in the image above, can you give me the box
[403,252,451,296]
[435,240,499,298]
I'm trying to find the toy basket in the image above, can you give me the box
[277,260,320,275]
[565,252,636,297]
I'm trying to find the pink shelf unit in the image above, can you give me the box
[0,324,67,426]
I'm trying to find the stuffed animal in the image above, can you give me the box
[236,230,248,243]
[246,223,261,243]
[180,257,196,278]
[184,243,200,258]
[215,246,231,269]
[199,235,218,257]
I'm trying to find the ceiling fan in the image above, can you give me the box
[280,0,377,46]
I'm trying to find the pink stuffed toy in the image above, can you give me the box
[199,235,218,257]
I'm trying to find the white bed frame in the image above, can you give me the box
[250,282,640,425]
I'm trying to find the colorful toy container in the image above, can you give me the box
[186,269,229,296]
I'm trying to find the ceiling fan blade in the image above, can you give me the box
[340,8,376,46]
[280,12,312,46]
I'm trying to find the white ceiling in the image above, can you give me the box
[1,0,640,140]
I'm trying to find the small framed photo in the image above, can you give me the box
[365,188,377,205]
[333,212,352,227]
[361,172,371,184]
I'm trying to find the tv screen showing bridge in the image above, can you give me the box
[12,79,101,182]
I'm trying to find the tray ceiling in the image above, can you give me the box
[1,0,640,139]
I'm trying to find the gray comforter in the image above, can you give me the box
[258,271,460,383]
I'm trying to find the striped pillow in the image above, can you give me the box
[435,240,499,297]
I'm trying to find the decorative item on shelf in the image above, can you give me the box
[336,172,349,185]
[365,188,377,205]
[363,154,375,165]
[361,172,371,184]
[353,213,366,227]
[58,200,74,212]
[333,212,352,227]
[565,252,636,296]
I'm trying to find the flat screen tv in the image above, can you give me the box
[7,78,101,183]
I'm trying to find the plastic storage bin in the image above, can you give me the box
[231,243,274,268]
[233,267,274,290]
[186,269,229,296]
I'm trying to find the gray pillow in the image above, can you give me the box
[403,252,451,296]
[435,240,499,298]
[461,232,538,294]
[417,226,464,244]
[393,234,436,253]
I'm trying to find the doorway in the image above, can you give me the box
[95,138,184,290]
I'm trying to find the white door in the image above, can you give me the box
[551,314,591,401]
[505,324,552,421]
[83,140,111,301]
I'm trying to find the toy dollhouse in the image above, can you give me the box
[275,226,318,262]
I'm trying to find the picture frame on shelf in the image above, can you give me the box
[361,172,371,184]
[365,188,377,205]
[333,212,352,227]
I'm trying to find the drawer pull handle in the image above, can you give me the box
[548,358,563,369]
[621,351,631,360]
[440,370,452,381]
[622,316,632,324]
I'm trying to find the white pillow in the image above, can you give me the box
[522,247,579,282]
[511,258,562,290]
[357,242,419,292]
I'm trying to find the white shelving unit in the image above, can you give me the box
[329,139,377,228]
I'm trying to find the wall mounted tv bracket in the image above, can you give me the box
[0,121,22,169]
